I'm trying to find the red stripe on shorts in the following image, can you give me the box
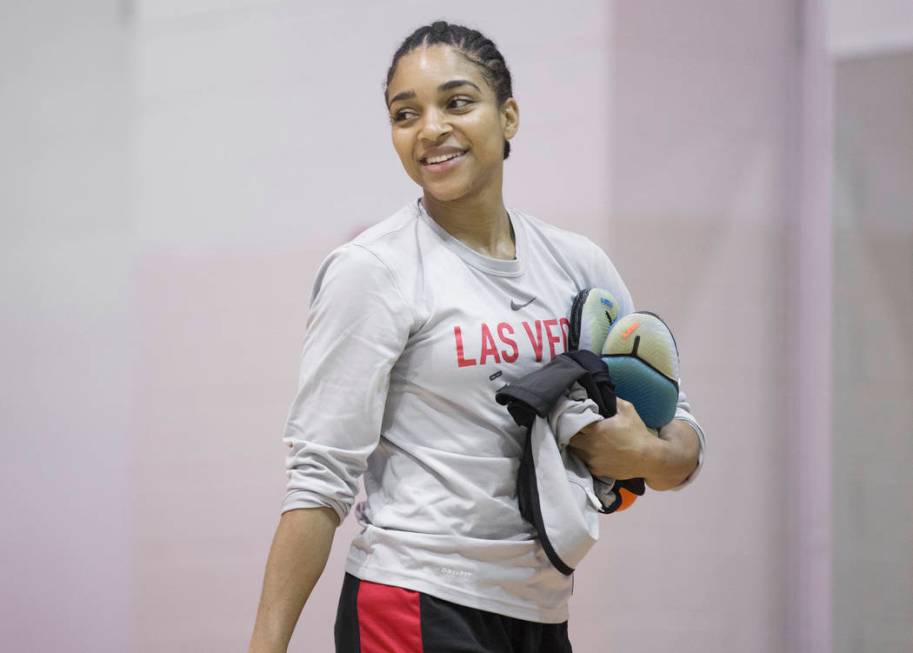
[357,579,424,653]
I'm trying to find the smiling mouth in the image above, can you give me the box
[420,150,467,166]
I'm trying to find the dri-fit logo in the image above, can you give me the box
[438,567,473,578]
[452,318,570,368]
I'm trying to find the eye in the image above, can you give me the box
[390,109,417,124]
[448,96,474,110]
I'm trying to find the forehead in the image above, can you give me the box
[388,44,489,97]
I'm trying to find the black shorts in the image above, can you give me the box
[335,573,573,653]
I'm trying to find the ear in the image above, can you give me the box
[500,98,520,141]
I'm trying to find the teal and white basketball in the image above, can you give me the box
[601,312,680,430]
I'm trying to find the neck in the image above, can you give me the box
[421,182,515,260]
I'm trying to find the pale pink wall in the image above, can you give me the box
[2,1,845,652]
[789,1,833,650]
[832,50,913,653]
[829,0,913,56]
[828,6,913,648]
[600,1,816,652]
[1,3,134,652]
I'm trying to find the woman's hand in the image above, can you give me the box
[567,398,657,480]
[567,399,701,490]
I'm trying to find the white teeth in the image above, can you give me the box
[425,151,463,165]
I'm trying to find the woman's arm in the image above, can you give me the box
[567,398,701,490]
[575,242,705,490]
[252,244,410,651]
[643,419,702,490]
[248,507,339,653]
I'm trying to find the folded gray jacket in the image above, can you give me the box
[495,349,638,575]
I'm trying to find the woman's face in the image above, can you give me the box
[386,44,519,203]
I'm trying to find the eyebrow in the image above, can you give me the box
[387,79,482,109]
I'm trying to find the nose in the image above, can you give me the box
[418,105,451,143]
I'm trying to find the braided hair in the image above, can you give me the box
[385,21,515,160]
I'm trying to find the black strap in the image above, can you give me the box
[516,428,574,576]
[495,353,605,422]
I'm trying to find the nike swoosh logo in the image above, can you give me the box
[510,297,536,311]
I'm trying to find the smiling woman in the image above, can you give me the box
[384,30,520,258]
[249,20,705,653]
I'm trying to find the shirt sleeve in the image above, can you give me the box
[281,243,411,523]
[584,238,706,490]
[666,391,707,490]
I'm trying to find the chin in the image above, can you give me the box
[421,181,470,204]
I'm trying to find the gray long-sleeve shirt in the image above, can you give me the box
[282,198,706,623]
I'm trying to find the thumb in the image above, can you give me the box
[616,398,635,413]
